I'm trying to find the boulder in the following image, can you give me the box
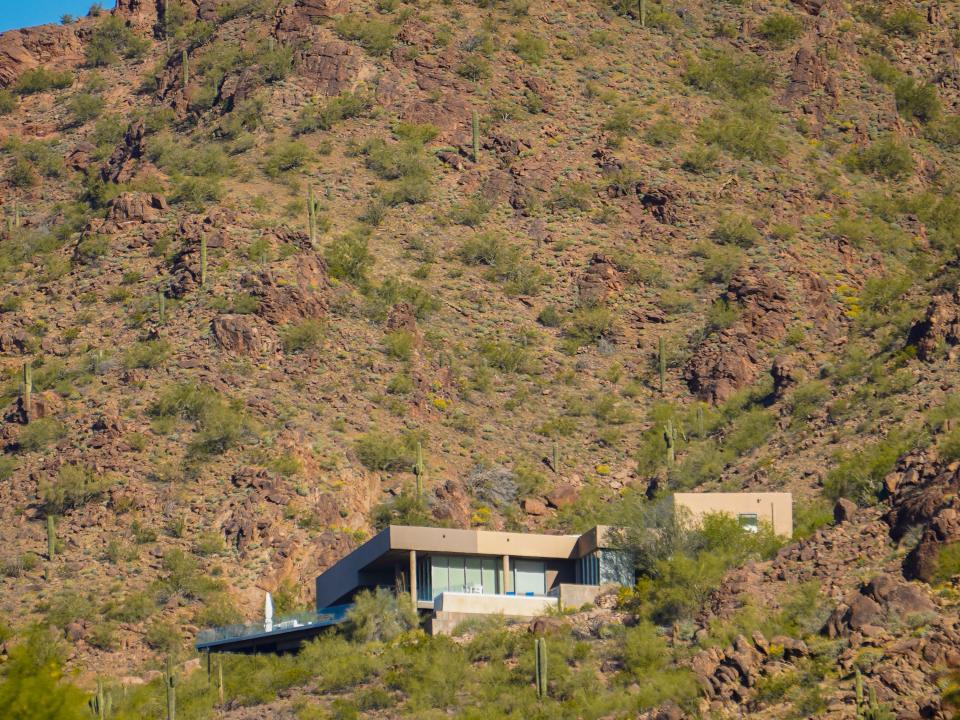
[100,119,148,184]
[0,23,82,88]
[545,484,579,509]
[522,498,548,516]
[907,289,960,362]
[104,192,166,226]
[295,41,375,96]
[577,254,623,306]
[211,314,280,355]
[833,498,858,524]
[296,0,351,18]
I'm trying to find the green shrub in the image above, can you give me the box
[124,339,171,368]
[512,31,547,63]
[456,54,492,80]
[621,622,700,708]
[85,15,150,66]
[14,67,73,95]
[881,8,925,37]
[603,104,637,137]
[823,431,915,505]
[788,381,831,422]
[697,101,786,162]
[325,228,373,285]
[845,135,913,179]
[6,159,37,188]
[479,340,534,373]
[40,464,114,513]
[931,542,960,584]
[712,213,760,247]
[693,242,745,285]
[792,497,833,540]
[549,181,593,211]
[17,418,67,452]
[724,408,775,456]
[150,382,254,458]
[345,588,418,642]
[263,140,311,177]
[106,591,156,622]
[384,330,415,361]
[280,319,324,353]
[66,92,104,126]
[645,118,681,147]
[681,144,720,173]
[355,431,423,471]
[925,116,960,148]
[296,91,372,134]
[0,89,16,114]
[685,50,774,98]
[894,77,939,124]
[755,12,803,47]
[562,307,614,353]
[334,15,397,56]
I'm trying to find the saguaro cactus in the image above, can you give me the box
[89,680,112,719]
[551,440,560,474]
[472,110,480,163]
[658,336,666,394]
[534,637,548,698]
[696,404,704,437]
[21,361,32,419]
[181,49,189,87]
[307,185,317,247]
[664,419,675,465]
[47,515,56,561]
[165,655,176,720]
[199,234,208,289]
[157,290,166,324]
[413,442,425,496]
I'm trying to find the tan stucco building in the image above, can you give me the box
[673,491,793,537]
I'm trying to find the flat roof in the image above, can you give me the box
[314,524,617,609]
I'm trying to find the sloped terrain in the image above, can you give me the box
[1,0,960,716]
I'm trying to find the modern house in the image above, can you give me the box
[313,524,635,634]
[195,491,793,649]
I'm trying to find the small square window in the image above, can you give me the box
[738,513,759,533]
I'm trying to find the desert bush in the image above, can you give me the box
[823,431,915,505]
[325,228,373,285]
[85,15,150,66]
[296,91,372,134]
[14,67,73,95]
[693,242,745,285]
[603,105,637,137]
[792,497,834,540]
[932,542,960,584]
[280,319,324,353]
[456,54,492,80]
[159,548,224,601]
[894,77,939,124]
[383,330,416,361]
[40,464,114,513]
[17,418,67,452]
[697,100,786,162]
[562,307,615,353]
[755,12,803,47]
[620,622,700,708]
[124,339,171,369]
[65,92,104,126]
[512,31,547,63]
[448,196,492,227]
[549,181,593,211]
[645,118,681,147]
[105,591,156,622]
[685,50,774,98]
[712,213,760,247]
[263,140,311,177]
[345,588,418,642]
[371,488,434,529]
[479,339,534,374]
[845,135,913,179]
[150,382,254,458]
[925,116,960,148]
[335,15,397,56]
[788,381,831,422]
[724,408,775,456]
[355,430,424,471]
[0,89,16,114]
[880,7,925,37]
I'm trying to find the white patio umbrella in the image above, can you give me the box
[265,591,274,632]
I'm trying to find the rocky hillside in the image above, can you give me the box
[1,0,960,716]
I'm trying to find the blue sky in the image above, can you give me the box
[0,0,113,33]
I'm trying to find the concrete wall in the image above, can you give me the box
[673,492,793,537]
[389,525,581,559]
[434,591,558,617]
[557,583,601,610]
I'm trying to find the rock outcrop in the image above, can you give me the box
[0,23,83,88]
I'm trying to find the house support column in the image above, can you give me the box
[502,554,510,594]
[409,549,417,608]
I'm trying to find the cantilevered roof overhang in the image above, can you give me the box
[315,525,608,610]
